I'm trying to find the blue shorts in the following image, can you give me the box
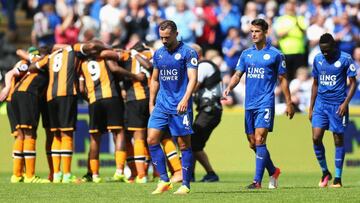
[148,107,193,136]
[312,101,348,134]
[245,108,274,135]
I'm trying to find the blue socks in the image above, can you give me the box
[266,148,276,176]
[254,144,269,183]
[181,148,193,188]
[313,144,328,173]
[335,146,345,178]
[149,144,169,182]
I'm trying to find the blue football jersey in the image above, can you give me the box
[312,51,357,104]
[235,43,286,110]
[153,42,198,114]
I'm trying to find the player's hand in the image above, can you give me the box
[0,86,10,102]
[134,73,146,81]
[285,103,295,119]
[177,99,188,115]
[223,88,231,98]
[308,108,313,121]
[336,103,347,117]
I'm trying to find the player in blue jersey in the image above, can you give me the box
[223,18,295,189]
[309,33,357,188]
[147,20,198,195]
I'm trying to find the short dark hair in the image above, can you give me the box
[319,33,335,44]
[159,20,177,33]
[251,18,268,31]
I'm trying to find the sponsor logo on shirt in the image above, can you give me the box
[160,69,178,81]
[247,67,265,79]
[320,74,337,86]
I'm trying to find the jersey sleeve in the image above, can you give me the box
[153,50,158,69]
[312,57,319,78]
[73,43,87,59]
[347,57,357,78]
[35,55,49,70]
[185,49,198,69]
[277,53,287,75]
[235,52,246,72]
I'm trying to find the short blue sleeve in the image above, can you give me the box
[347,57,357,78]
[312,58,319,78]
[278,54,287,75]
[185,49,198,69]
[153,50,158,69]
[235,52,246,72]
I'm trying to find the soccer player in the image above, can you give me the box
[190,44,222,182]
[147,20,198,194]
[78,52,144,183]
[33,41,106,183]
[223,19,295,189]
[309,33,357,188]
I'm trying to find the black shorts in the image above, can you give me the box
[11,91,40,130]
[6,101,18,136]
[39,97,50,128]
[47,96,77,132]
[125,99,149,131]
[89,97,124,134]
[191,109,222,152]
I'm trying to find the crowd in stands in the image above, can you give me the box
[1,0,360,111]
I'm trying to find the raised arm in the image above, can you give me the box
[177,68,197,114]
[278,74,295,119]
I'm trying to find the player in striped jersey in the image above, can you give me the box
[1,47,50,183]
[33,41,108,183]
[78,50,145,183]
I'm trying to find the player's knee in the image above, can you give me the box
[147,136,159,146]
[254,137,265,145]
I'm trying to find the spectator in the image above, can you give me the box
[215,0,241,39]
[99,0,126,44]
[31,3,61,46]
[193,0,219,50]
[145,0,166,42]
[289,67,313,112]
[55,11,81,45]
[333,13,360,55]
[167,0,202,44]
[274,0,307,80]
[123,0,149,44]
[221,27,244,75]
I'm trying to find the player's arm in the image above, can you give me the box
[223,70,244,97]
[105,59,145,81]
[337,76,357,116]
[78,75,89,102]
[131,49,153,70]
[28,55,49,72]
[149,68,160,114]
[309,78,318,121]
[278,74,295,119]
[177,68,197,114]
[0,66,23,101]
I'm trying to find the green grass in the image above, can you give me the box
[0,171,359,202]
[1,106,360,202]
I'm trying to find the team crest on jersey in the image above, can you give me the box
[263,54,270,60]
[191,58,198,66]
[174,53,181,60]
[281,60,286,68]
[349,64,356,72]
[334,61,341,68]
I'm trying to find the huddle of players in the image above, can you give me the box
[1,40,183,184]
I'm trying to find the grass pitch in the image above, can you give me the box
[0,171,359,203]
